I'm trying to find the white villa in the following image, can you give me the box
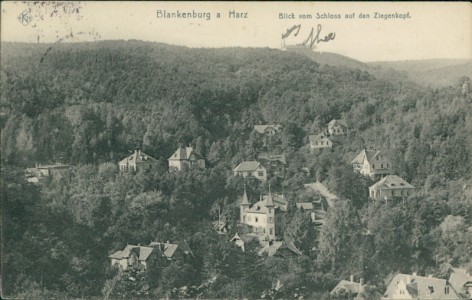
[369,175,416,202]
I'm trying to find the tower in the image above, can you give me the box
[266,185,276,240]
[240,184,250,223]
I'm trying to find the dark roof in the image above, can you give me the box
[245,193,286,213]
[149,242,179,258]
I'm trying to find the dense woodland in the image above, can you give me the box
[1,41,472,299]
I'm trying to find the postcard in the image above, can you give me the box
[1,1,471,299]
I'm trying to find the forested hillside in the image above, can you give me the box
[2,41,471,299]
[368,59,472,88]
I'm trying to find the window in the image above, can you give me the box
[445,286,449,294]
[270,229,273,235]
[321,141,324,145]
[255,217,258,223]
[258,171,264,177]
[268,217,273,222]
[372,164,375,169]
[268,208,271,213]
[381,163,383,168]
[387,163,390,168]
[243,216,246,222]
[428,285,435,294]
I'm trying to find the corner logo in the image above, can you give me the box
[18,10,32,26]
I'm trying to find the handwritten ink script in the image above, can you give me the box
[282,24,335,48]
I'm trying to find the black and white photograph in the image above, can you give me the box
[1,1,472,299]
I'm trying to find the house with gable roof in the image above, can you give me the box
[258,240,303,258]
[258,153,286,178]
[254,124,283,136]
[330,275,366,299]
[328,119,348,136]
[108,244,155,270]
[296,202,316,222]
[25,167,43,183]
[239,186,287,240]
[309,133,333,150]
[108,241,188,271]
[449,268,472,299]
[25,163,70,182]
[168,146,205,171]
[369,175,416,202]
[233,160,267,182]
[351,148,391,180]
[253,124,283,147]
[119,149,158,172]
[382,273,460,299]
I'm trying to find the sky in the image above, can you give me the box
[1,1,471,62]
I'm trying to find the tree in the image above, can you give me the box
[317,200,362,273]
[433,215,472,266]
[326,164,371,209]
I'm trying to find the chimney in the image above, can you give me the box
[406,275,411,283]
[412,272,417,277]
[350,275,354,283]
[360,278,364,286]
